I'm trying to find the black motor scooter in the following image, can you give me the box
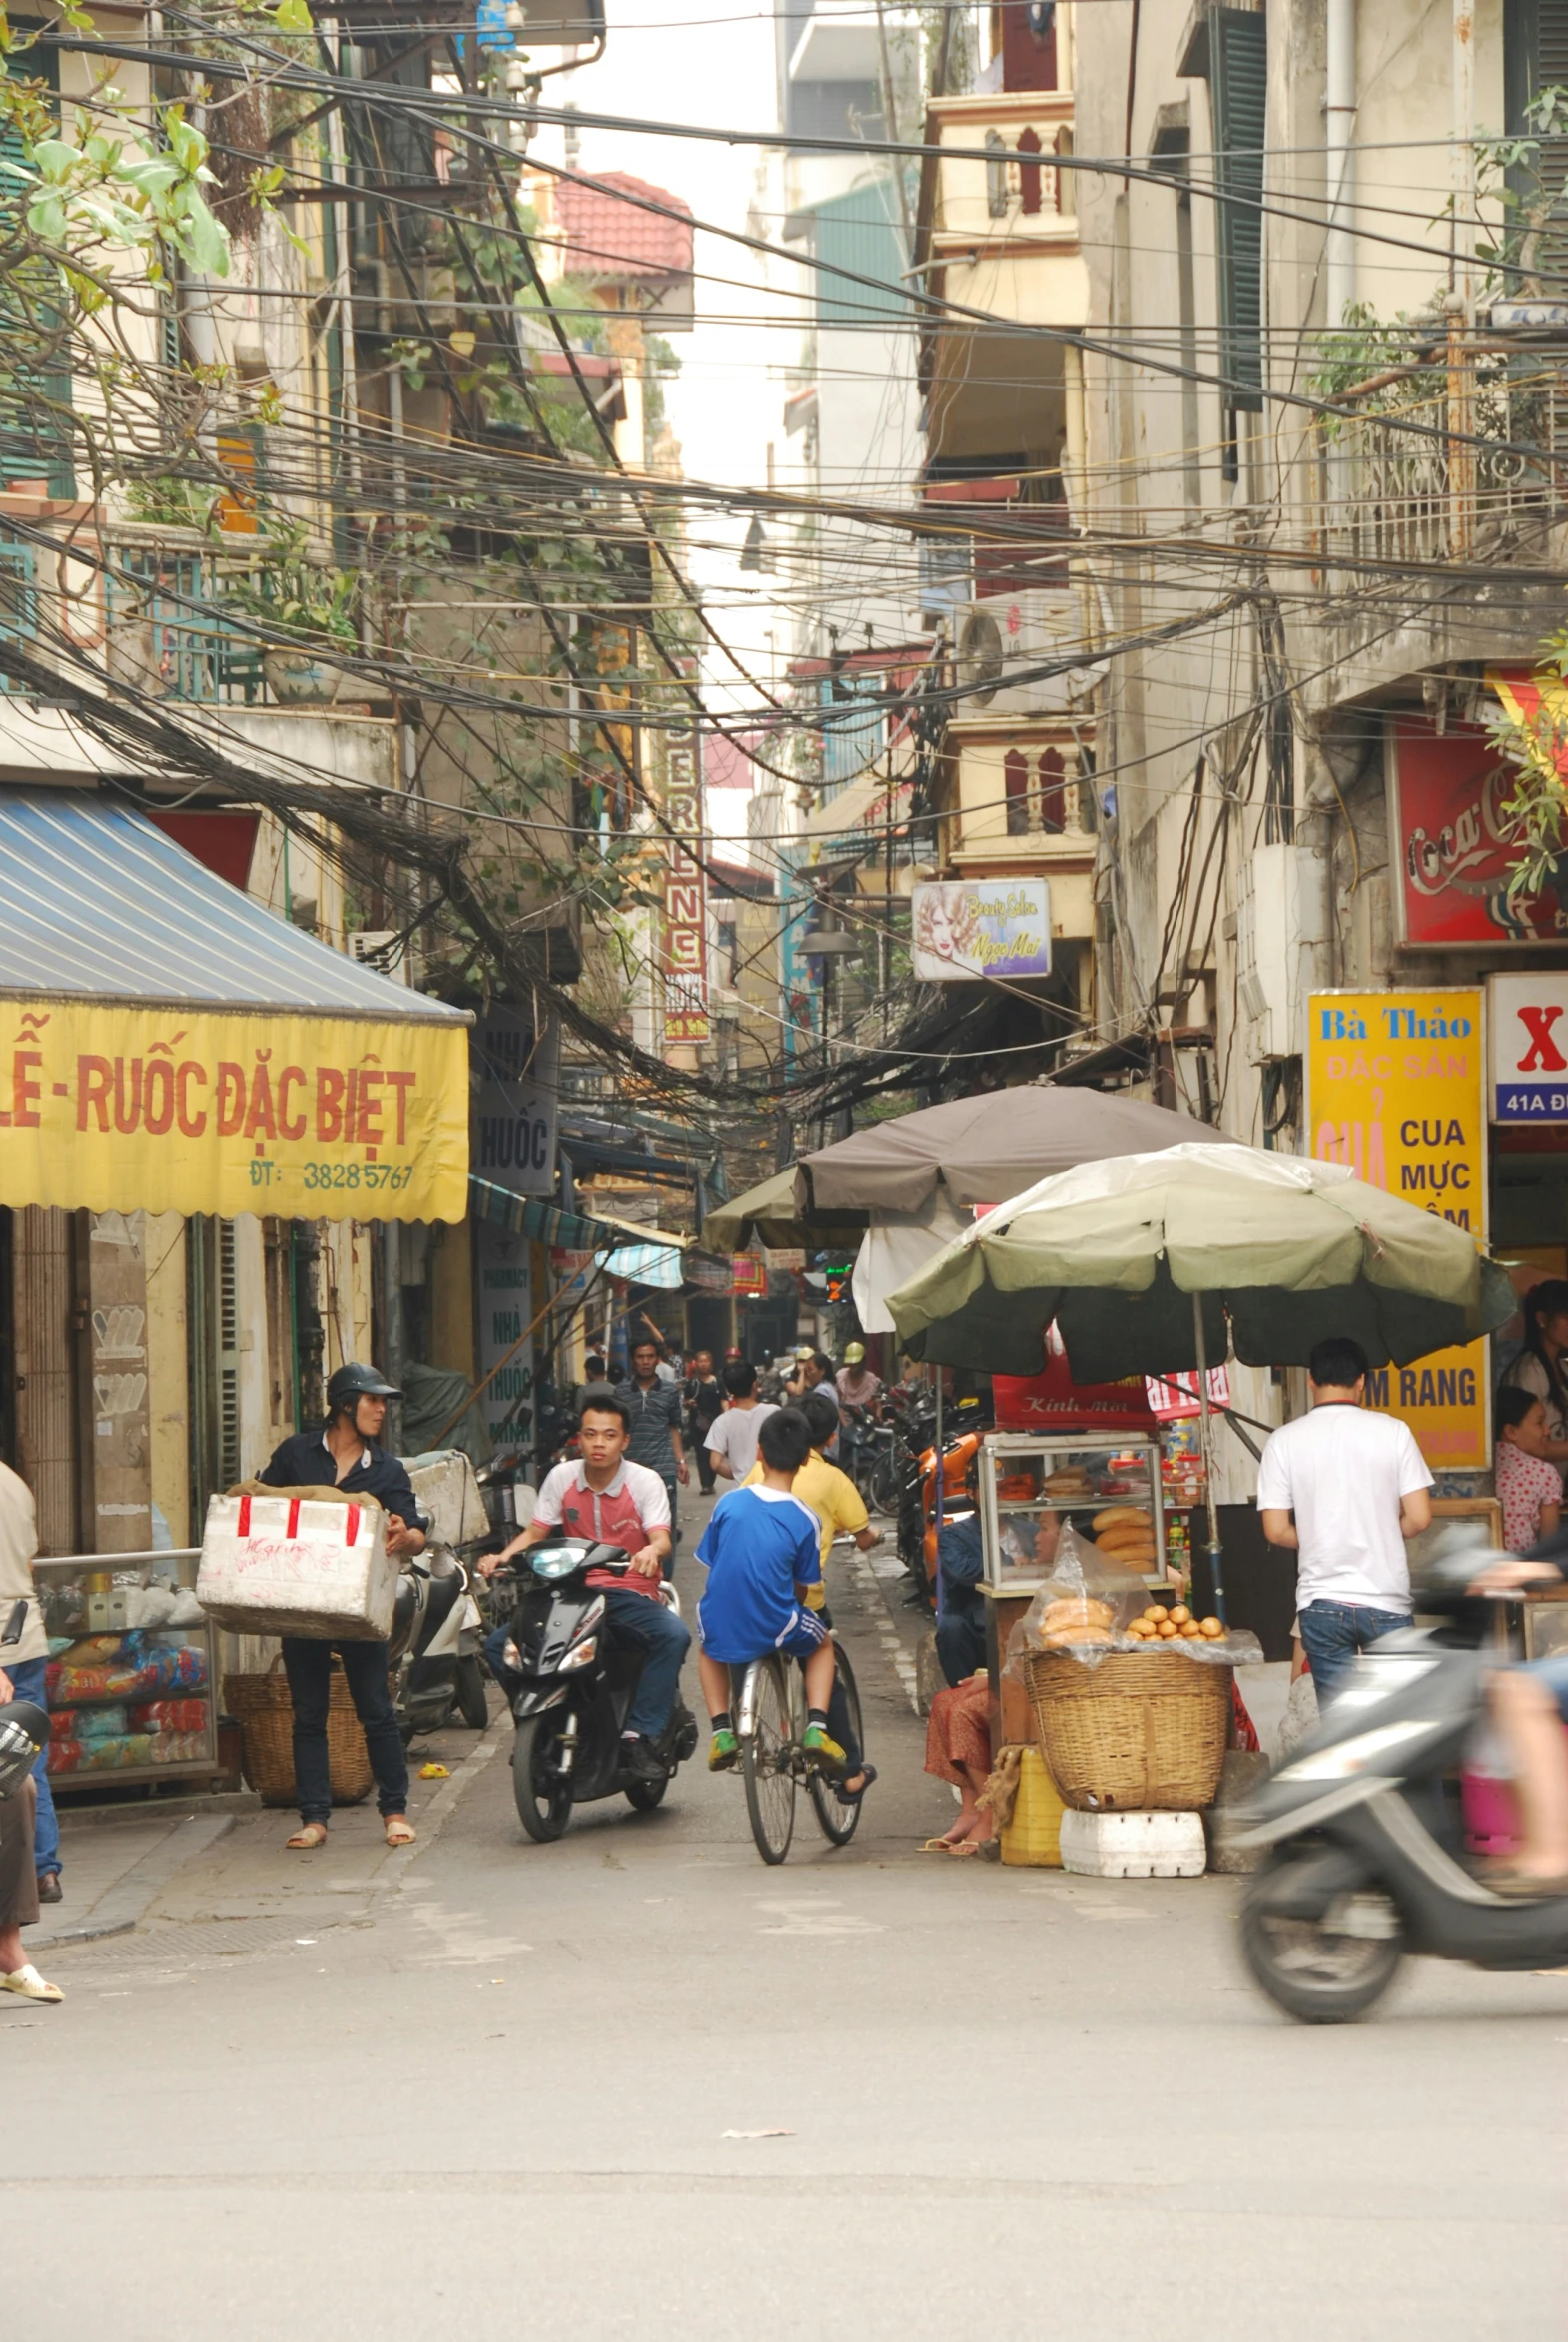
[1233,1551,1568,2022]
[493,1536,698,1841]
[389,1548,489,1741]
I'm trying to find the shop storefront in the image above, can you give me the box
[1321,681,1568,1497]
[0,791,470,1794]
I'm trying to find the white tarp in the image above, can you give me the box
[850,1189,973,1334]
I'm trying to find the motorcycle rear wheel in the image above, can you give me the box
[456,1655,490,1731]
[1240,1852,1403,2023]
[512,1714,574,1842]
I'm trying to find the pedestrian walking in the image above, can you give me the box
[1257,1336,1433,1701]
[705,1358,779,1482]
[0,1460,60,1904]
[616,1337,687,1542]
[0,1772,60,2003]
[784,1351,841,1457]
[682,1348,724,1493]
[259,1361,428,1850]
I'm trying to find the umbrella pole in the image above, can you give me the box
[1191,1294,1226,1624]
[933,1375,944,1619]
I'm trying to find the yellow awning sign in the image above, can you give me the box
[0,1001,469,1222]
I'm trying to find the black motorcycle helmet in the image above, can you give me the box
[327,1362,401,1418]
[0,1700,48,1800]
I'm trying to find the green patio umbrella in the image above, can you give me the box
[887,1142,1515,1614]
[700,1166,866,1255]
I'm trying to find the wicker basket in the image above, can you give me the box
[221,1655,375,1809]
[1024,1646,1231,1812]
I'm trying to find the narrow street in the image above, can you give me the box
[14,1501,1566,2341]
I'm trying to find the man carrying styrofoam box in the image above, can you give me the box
[255,1363,429,1853]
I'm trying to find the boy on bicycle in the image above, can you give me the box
[695,1407,843,1776]
[742,1386,879,1800]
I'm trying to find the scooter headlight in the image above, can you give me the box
[1276,1718,1436,1783]
[558,1635,598,1672]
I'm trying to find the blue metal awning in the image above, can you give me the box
[0,791,464,1021]
[467,1178,685,1287]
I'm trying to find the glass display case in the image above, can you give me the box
[977,1432,1168,1594]
[31,1548,221,1793]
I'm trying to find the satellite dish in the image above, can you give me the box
[958,607,1005,707]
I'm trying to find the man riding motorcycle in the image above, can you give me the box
[479,1386,690,1788]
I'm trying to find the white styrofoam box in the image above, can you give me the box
[196,1492,394,1641]
[403,1449,489,1547]
[1059,1808,1208,1879]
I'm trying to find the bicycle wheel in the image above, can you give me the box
[741,1656,797,1865]
[869,1450,898,1515]
[809,1641,865,1847]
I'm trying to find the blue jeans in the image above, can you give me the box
[1299,1600,1409,1703]
[486,1586,690,1741]
[6,1656,59,1879]
[280,1637,409,1826]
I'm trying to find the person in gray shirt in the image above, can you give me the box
[616,1338,687,1540]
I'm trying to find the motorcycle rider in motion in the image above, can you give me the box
[480,1388,690,1787]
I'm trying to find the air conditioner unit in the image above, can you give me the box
[957,589,1101,715]
[1234,843,1328,1063]
[347,930,408,984]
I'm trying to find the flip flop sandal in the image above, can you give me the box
[286,1824,329,1850]
[837,1763,878,1804]
[1,1964,63,2004]
[384,1817,417,1847]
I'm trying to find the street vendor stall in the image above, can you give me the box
[892,1141,1517,1872]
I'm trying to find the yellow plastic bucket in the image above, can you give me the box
[1000,1746,1066,1867]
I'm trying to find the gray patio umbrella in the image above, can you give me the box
[802,1085,1225,1213]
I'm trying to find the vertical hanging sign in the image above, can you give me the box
[1305,987,1489,1471]
[661,716,710,1043]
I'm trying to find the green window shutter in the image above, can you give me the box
[1504,0,1568,197]
[813,182,909,328]
[1209,8,1266,414]
[0,29,74,497]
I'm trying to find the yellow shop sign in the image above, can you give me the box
[0,1000,469,1222]
[1306,988,1489,1470]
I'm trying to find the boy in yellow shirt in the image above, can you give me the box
[744,1388,880,1798]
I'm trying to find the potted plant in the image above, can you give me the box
[224,525,362,703]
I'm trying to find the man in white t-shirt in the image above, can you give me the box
[705,1359,779,1483]
[1257,1336,1434,1702]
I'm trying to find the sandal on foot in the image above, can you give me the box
[285,1824,329,1850]
[1,1964,63,2004]
[837,1763,878,1804]
[384,1816,416,1847]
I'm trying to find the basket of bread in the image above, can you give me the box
[1012,1527,1234,1811]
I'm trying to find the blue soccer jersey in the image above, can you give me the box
[694,1485,822,1663]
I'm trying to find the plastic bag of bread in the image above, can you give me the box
[1012,1524,1148,1670]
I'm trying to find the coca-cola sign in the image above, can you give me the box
[1389,706,1565,948]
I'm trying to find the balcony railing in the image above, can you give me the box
[106,540,270,704]
[1309,359,1568,570]
[925,91,1077,251]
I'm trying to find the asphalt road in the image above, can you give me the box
[12,1491,1568,2340]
